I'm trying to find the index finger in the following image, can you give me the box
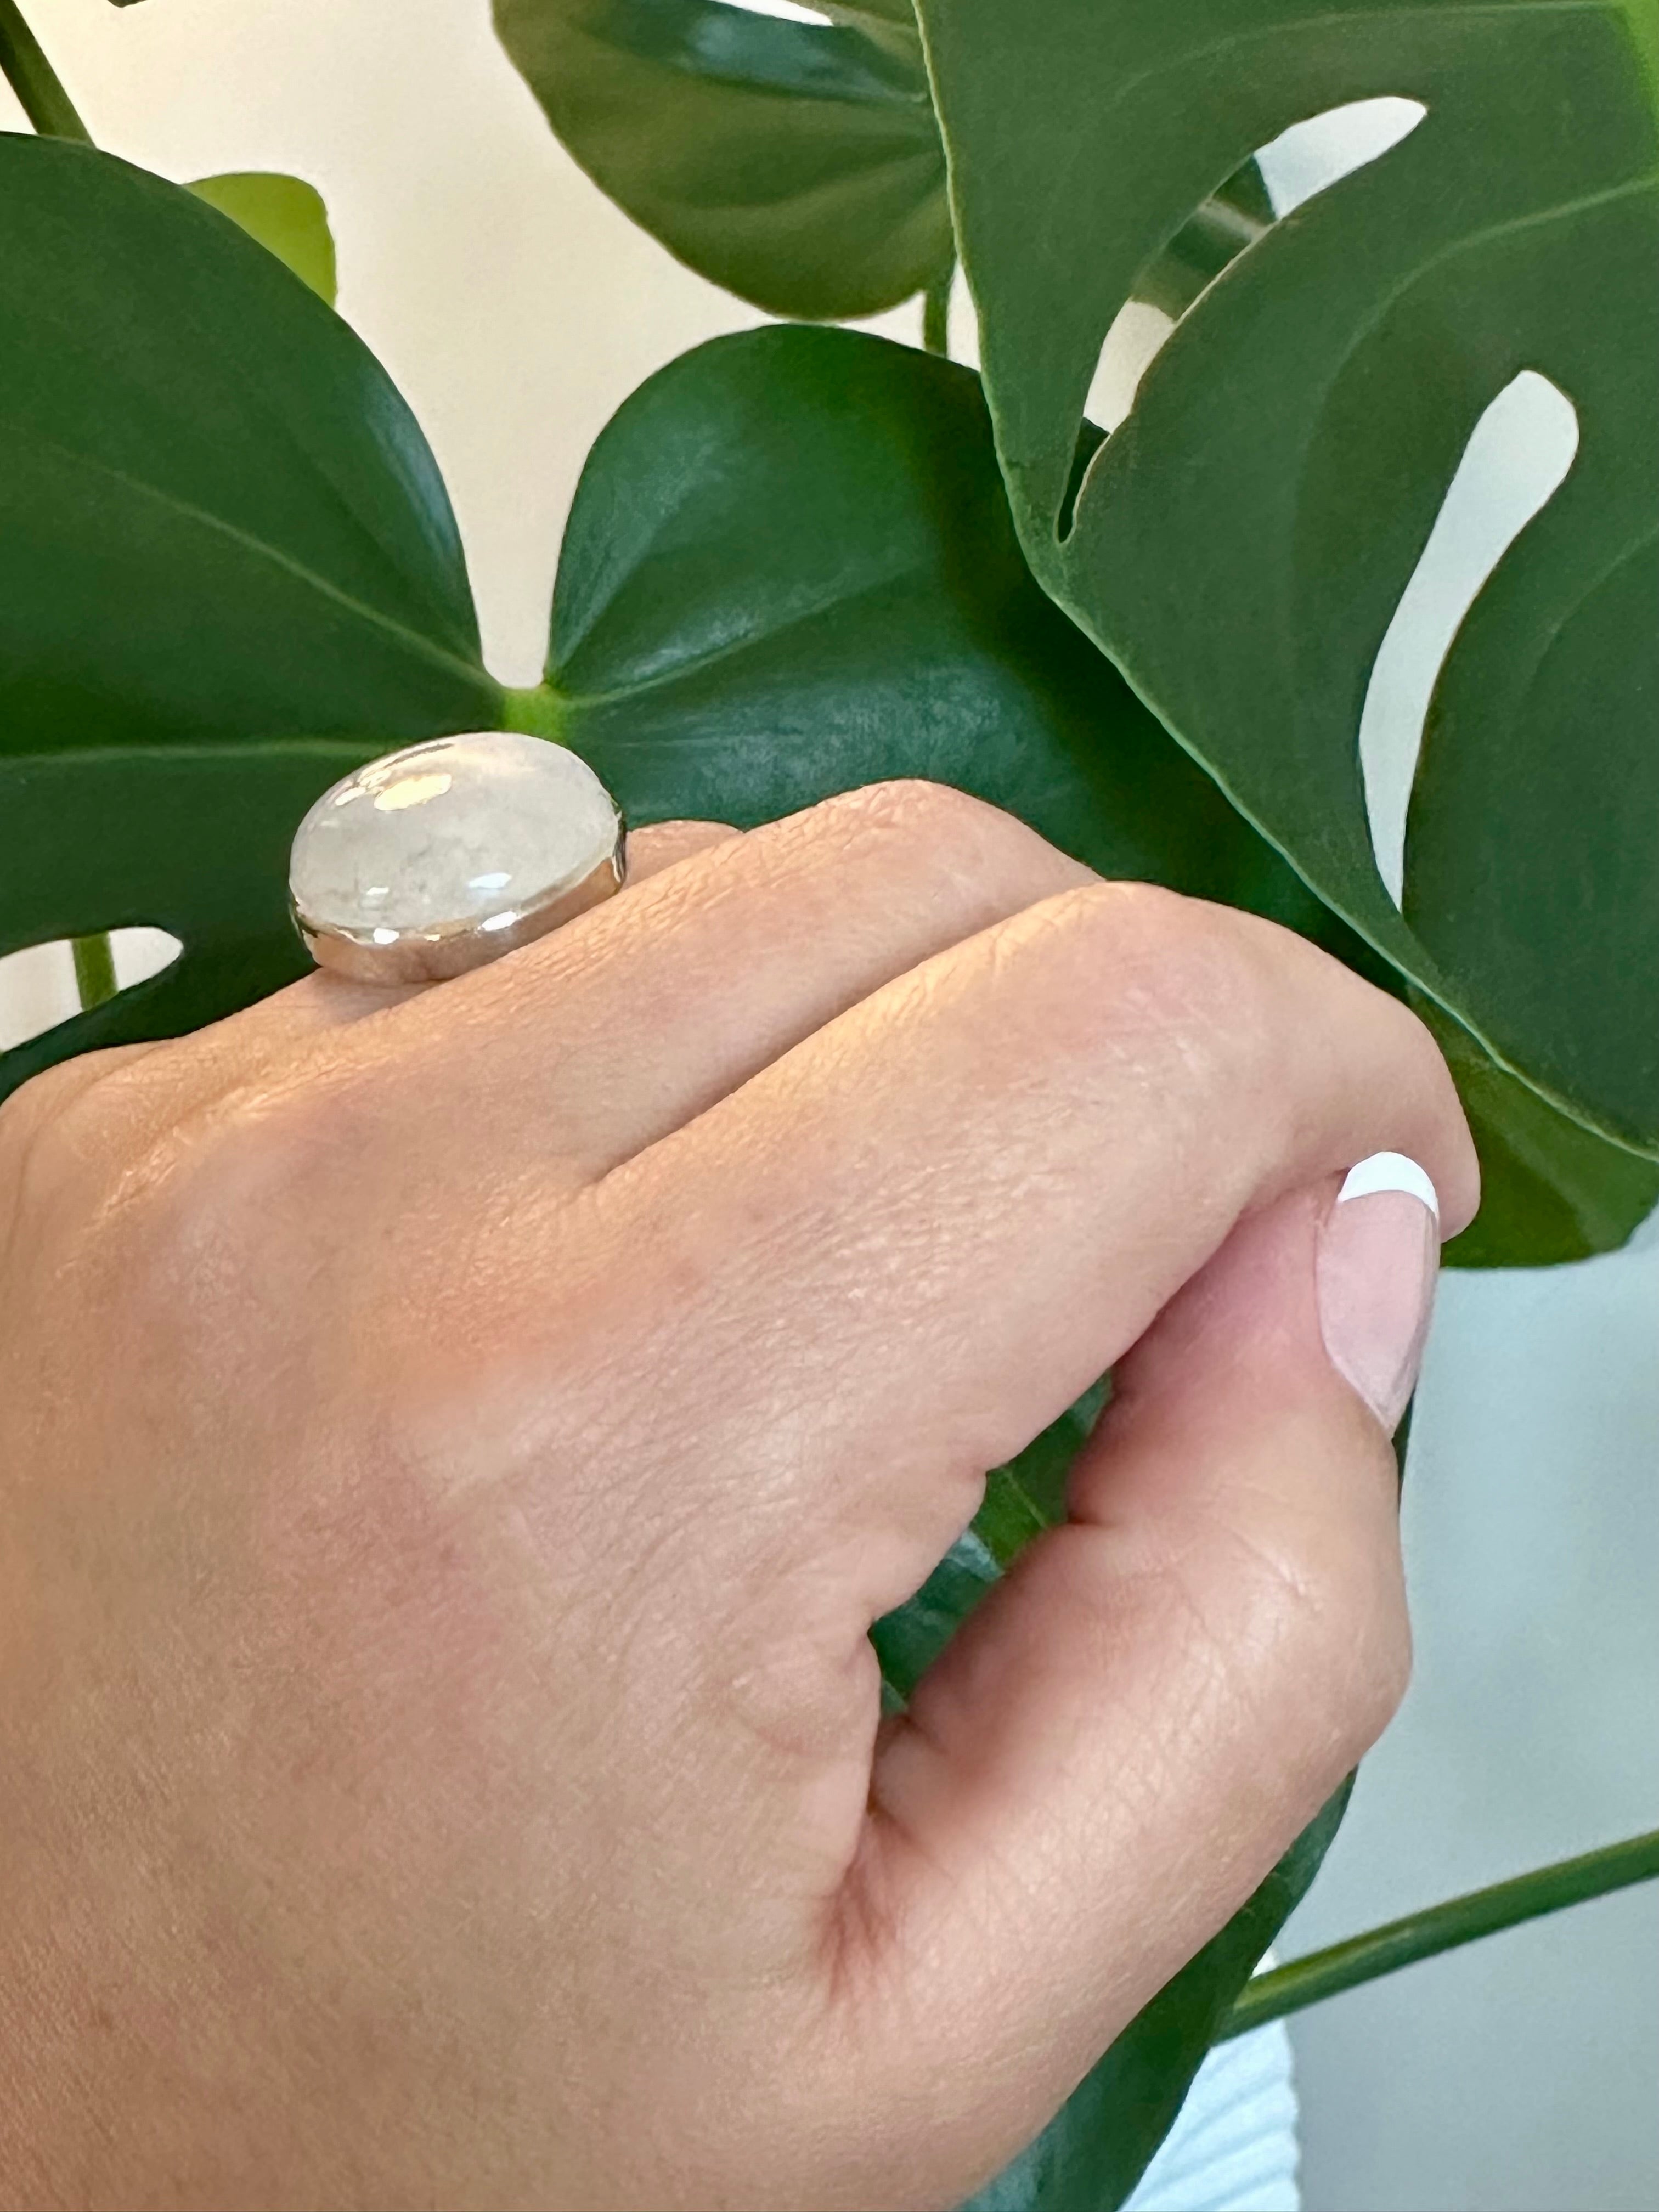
[577,879,1474,1593]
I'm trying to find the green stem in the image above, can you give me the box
[1221,1825,1659,2041]
[0,0,92,141]
[922,258,955,358]
[72,933,119,1010]
[500,682,566,741]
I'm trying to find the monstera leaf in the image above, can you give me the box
[916,0,1659,1183]
[188,170,337,302]
[527,319,1381,983]
[0,139,1352,1112]
[492,0,952,317]
[0,134,498,1096]
[490,0,1284,327]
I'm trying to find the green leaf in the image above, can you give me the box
[916,0,1659,1164]
[0,136,492,754]
[538,320,1391,987]
[0,135,497,1101]
[872,1380,1108,1706]
[492,0,1287,323]
[1420,996,1659,1267]
[1133,158,1273,321]
[0,744,376,1094]
[492,0,952,318]
[187,171,337,303]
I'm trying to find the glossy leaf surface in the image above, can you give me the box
[1425,1000,1659,1267]
[917,0,1659,1161]
[188,170,337,302]
[0,137,492,755]
[492,0,951,316]
[0,136,496,1099]
[544,325,1654,1260]
[540,323,1378,968]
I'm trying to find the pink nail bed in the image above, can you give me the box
[1317,1152,1441,1433]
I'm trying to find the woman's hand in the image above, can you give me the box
[0,782,1476,2211]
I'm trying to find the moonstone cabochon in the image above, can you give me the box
[290,731,624,983]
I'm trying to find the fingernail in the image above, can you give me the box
[1317,1153,1441,1432]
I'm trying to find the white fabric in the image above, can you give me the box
[1122,2019,1300,2212]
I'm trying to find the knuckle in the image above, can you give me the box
[112,1069,365,1313]
[1321,1604,1413,1773]
[1353,1602,1414,1747]
[0,1053,132,1249]
[835,776,990,833]
[1030,878,1280,1094]
[813,777,1035,872]
[1183,1418,1412,1776]
[1059,879,1266,1019]
[1280,1500,1413,1769]
[0,1061,77,1180]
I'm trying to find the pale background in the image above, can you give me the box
[2,4,1655,2206]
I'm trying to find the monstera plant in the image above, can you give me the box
[2,0,1656,2204]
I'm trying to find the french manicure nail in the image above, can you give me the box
[1317,1152,1441,1433]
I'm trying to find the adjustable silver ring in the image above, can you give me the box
[289,731,625,985]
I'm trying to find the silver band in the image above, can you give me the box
[289,731,625,986]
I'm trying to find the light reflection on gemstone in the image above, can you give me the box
[374,771,453,812]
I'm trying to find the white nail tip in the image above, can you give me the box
[1337,1151,1440,1219]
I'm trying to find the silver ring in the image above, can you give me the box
[289,732,625,985]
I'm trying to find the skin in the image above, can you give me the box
[0,782,1477,2211]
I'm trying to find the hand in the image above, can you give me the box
[0,782,1476,2210]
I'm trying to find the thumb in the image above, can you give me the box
[841,1168,1435,2197]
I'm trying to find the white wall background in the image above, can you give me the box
[3,5,1655,2205]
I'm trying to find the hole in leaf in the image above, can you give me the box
[0,928,183,1054]
[1085,301,1177,433]
[1255,97,1427,217]
[1073,98,1431,467]
[714,0,833,21]
[1359,370,1578,906]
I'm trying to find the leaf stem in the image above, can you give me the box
[71,933,119,1010]
[500,682,567,741]
[0,0,92,141]
[1220,1826,1659,2040]
[921,258,955,358]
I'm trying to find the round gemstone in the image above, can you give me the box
[289,731,623,979]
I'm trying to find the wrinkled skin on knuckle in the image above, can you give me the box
[805,776,1064,895]
[823,775,1004,844]
[0,1051,145,1262]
